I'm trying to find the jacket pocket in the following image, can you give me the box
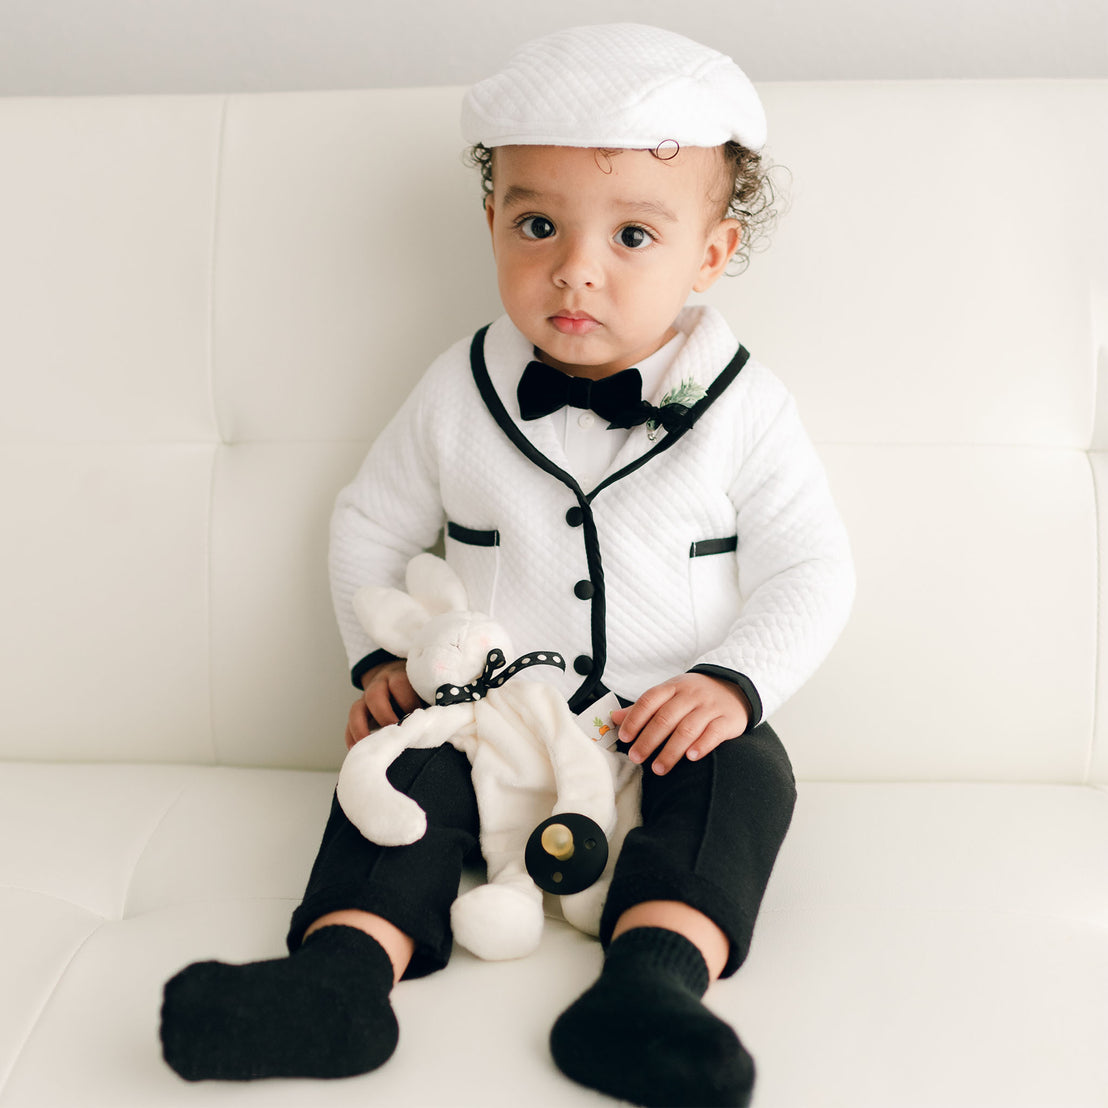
[445,520,501,613]
[447,522,501,547]
[688,536,741,651]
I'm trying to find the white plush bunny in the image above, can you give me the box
[336,553,641,961]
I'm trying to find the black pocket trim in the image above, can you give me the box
[447,521,501,547]
[689,535,738,558]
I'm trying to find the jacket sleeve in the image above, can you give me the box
[691,389,855,725]
[329,368,447,683]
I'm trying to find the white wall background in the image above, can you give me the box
[2,0,1106,96]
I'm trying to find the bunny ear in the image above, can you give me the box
[351,555,468,657]
[405,553,469,615]
[352,585,430,657]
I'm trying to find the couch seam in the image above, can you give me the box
[0,885,107,914]
[0,919,105,1102]
[812,440,1097,452]
[756,903,1108,927]
[206,95,229,449]
[204,446,221,767]
[205,95,230,767]
[1085,448,1103,785]
[119,783,190,921]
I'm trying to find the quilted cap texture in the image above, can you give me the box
[461,23,767,152]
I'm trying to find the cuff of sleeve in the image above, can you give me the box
[351,648,402,690]
[687,665,763,733]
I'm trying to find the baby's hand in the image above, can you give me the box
[345,659,423,749]
[610,673,751,776]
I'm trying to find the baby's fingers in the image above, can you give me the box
[651,707,728,774]
[620,692,689,768]
[611,686,672,748]
[346,698,373,749]
[657,718,734,775]
[385,670,423,718]
[363,681,402,729]
[363,668,422,730]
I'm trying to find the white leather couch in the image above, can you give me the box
[2,80,1106,1108]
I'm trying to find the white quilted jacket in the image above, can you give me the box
[331,304,855,723]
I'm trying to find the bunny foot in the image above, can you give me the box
[559,876,611,937]
[451,884,544,961]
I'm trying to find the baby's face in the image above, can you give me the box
[485,145,739,379]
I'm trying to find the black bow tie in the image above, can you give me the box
[516,359,695,434]
[517,360,646,427]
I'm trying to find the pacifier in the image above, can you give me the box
[524,813,608,894]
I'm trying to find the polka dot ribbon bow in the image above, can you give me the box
[434,648,566,706]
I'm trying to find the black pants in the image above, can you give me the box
[288,723,795,980]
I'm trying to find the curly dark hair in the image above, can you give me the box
[464,139,782,272]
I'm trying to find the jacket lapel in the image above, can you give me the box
[471,307,747,494]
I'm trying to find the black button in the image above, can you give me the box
[574,580,595,600]
[573,655,593,675]
[565,506,584,527]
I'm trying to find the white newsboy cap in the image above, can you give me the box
[461,23,767,153]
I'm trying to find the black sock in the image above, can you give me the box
[160,925,399,1081]
[550,927,755,1108]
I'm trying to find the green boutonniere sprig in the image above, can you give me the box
[644,378,708,439]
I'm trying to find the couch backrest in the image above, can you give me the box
[2,83,1105,781]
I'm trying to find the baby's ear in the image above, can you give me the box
[405,553,468,615]
[352,586,430,657]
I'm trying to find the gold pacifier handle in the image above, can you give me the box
[540,822,576,861]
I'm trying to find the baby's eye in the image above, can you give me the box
[519,216,556,240]
[617,225,654,249]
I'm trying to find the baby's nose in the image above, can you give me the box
[553,236,603,289]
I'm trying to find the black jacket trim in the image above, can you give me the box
[351,648,402,690]
[469,327,584,489]
[447,521,501,547]
[687,665,763,732]
[469,328,606,711]
[690,535,739,558]
[586,344,750,503]
[468,325,750,713]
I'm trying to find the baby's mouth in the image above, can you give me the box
[550,311,599,336]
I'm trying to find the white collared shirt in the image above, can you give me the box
[549,332,687,488]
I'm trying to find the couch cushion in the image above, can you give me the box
[3,84,1106,780]
[2,763,1105,1106]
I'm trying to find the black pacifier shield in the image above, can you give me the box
[525,813,609,895]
